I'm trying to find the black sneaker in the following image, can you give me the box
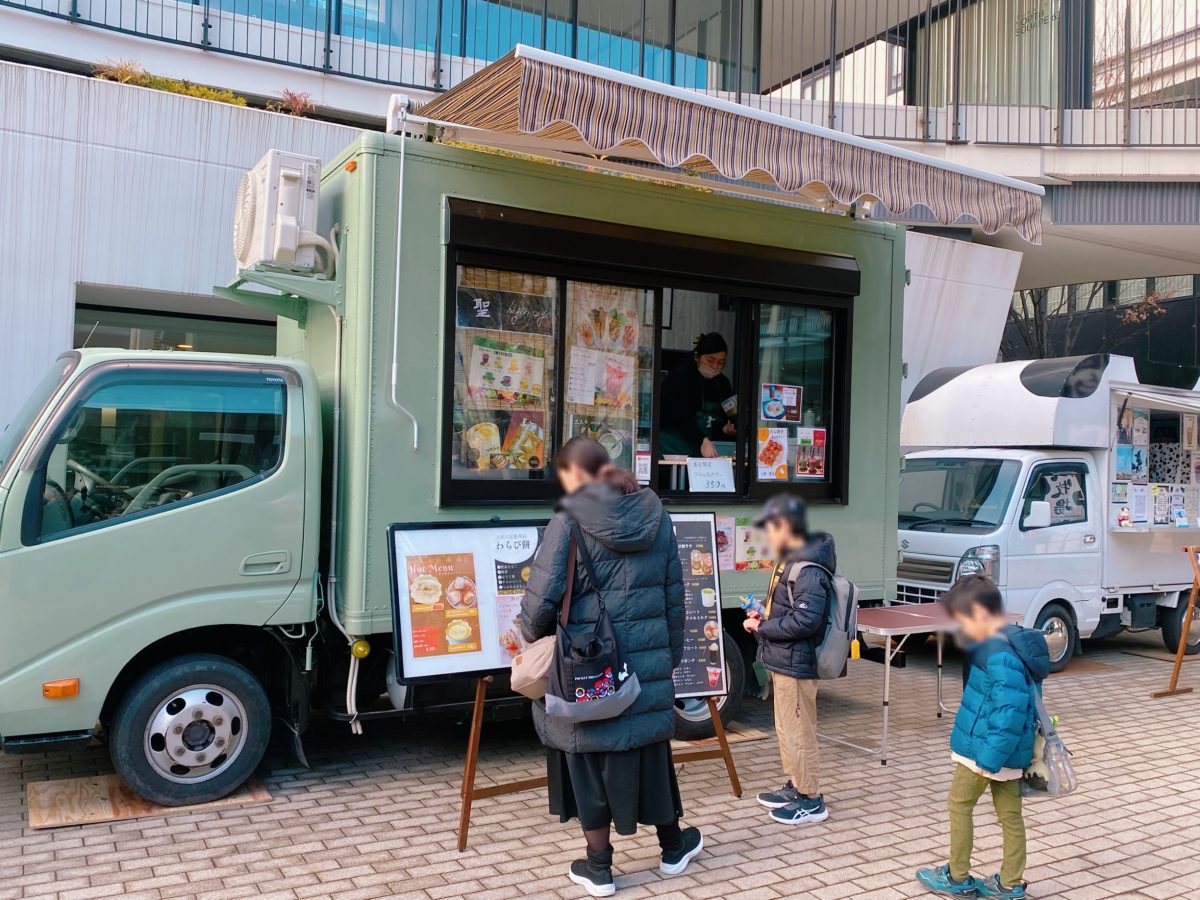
[756,781,802,809]
[659,826,704,876]
[769,794,829,825]
[568,857,615,898]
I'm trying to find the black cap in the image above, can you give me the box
[754,493,808,534]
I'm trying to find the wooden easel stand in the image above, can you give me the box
[1151,546,1199,699]
[457,678,741,851]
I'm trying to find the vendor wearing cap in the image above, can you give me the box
[659,332,736,459]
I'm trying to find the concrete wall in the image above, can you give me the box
[0,61,360,429]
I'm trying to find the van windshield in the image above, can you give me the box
[0,356,77,479]
[899,457,1020,533]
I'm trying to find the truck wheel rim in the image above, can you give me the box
[1187,605,1200,647]
[1042,616,1070,663]
[675,695,726,722]
[144,684,249,784]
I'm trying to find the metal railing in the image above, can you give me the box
[5,0,1198,145]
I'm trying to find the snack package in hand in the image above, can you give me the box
[740,594,766,618]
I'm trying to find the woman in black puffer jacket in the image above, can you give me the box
[521,437,702,896]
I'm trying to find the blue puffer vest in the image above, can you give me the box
[949,624,1050,773]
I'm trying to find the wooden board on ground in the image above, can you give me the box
[27,775,270,829]
[670,722,771,751]
[1051,657,1121,675]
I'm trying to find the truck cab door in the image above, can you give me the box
[1006,460,1101,665]
[0,362,307,739]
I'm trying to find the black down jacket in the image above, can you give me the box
[757,533,836,680]
[520,483,685,754]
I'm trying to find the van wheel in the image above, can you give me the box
[1035,604,1076,673]
[110,654,270,807]
[674,633,745,741]
[1161,599,1200,656]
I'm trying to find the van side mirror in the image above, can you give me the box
[1022,500,1052,530]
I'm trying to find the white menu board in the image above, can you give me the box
[389,522,547,681]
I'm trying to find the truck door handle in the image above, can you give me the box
[1084,534,1096,544]
[240,551,291,576]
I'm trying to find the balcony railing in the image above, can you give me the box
[5,0,1198,146]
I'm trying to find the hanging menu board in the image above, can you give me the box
[389,514,726,692]
[670,513,728,699]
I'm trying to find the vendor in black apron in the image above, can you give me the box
[659,332,736,459]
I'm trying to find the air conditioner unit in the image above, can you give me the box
[233,150,322,271]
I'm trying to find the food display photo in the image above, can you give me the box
[406,552,482,657]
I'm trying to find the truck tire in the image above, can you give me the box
[110,654,271,807]
[1035,603,1076,673]
[1161,599,1200,657]
[673,633,745,742]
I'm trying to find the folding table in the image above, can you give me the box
[820,602,958,766]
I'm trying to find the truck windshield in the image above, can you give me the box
[0,356,77,479]
[899,458,1020,532]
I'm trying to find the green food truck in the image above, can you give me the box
[0,48,1042,806]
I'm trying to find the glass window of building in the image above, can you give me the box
[74,306,276,355]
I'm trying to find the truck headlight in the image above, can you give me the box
[958,545,1000,581]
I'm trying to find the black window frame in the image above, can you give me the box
[1019,461,1090,531]
[21,365,291,546]
[439,200,859,507]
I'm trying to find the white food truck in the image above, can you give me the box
[896,354,1200,670]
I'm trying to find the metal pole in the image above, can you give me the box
[639,0,647,76]
[921,0,933,140]
[1123,0,1132,145]
[827,0,838,130]
[541,0,548,50]
[433,0,444,89]
[570,0,578,58]
[950,0,962,141]
[322,0,334,70]
[734,0,744,102]
[667,0,676,84]
[200,0,211,46]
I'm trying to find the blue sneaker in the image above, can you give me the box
[975,875,1027,898]
[915,864,980,896]
[768,794,828,824]
[756,781,802,809]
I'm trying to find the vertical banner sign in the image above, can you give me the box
[670,513,727,698]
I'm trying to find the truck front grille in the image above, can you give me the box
[896,555,956,584]
[896,583,946,605]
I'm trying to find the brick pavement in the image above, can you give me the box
[2,630,1199,899]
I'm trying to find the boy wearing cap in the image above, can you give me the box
[743,493,836,825]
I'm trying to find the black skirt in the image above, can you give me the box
[546,739,683,835]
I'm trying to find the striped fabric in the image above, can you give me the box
[420,49,1042,244]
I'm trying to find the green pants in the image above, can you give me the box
[948,764,1026,888]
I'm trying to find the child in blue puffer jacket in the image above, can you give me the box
[916,576,1049,900]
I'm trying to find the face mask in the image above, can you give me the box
[698,362,723,380]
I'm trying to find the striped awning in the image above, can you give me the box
[418,46,1044,244]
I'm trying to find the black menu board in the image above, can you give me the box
[670,513,727,698]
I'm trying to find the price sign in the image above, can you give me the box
[686,457,735,493]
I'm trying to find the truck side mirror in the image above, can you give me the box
[1022,500,1052,530]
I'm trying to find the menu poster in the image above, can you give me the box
[501,413,546,471]
[1130,483,1149,524]
[1186,486,1200,522]
[1172,486,1188,528]
[794,428,827,480]
[1152,485,1172,526]
[406,553,482,658]
[757,427,789,481]
[1186,415,1199,451]
[1132,446,1149,484]
[390,523,546,681]
[734,518,774,570]
[1132,408,1151,447]
[596,353,636,412]
[670,513,726,698]
[1190,451,1200,485]
[567,347,602,405]
[1114,445,1134,481]
[569,282,641,354]
[570,414,633,469]
[760,383,801,422]
[467,336,546,403]
[498,292,555,336]
[1116,404,1134,444]
[715,515,736,571]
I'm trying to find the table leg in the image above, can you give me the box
[936,631,944,719]
[880,635,892,766]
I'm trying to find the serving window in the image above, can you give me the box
[440,202,858,506]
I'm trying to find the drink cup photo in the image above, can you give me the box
[706,666,722,688]
[701,587,717,607]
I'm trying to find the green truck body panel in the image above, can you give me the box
[0,134,903,740]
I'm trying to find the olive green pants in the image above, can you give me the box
[948,764,1026,888]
